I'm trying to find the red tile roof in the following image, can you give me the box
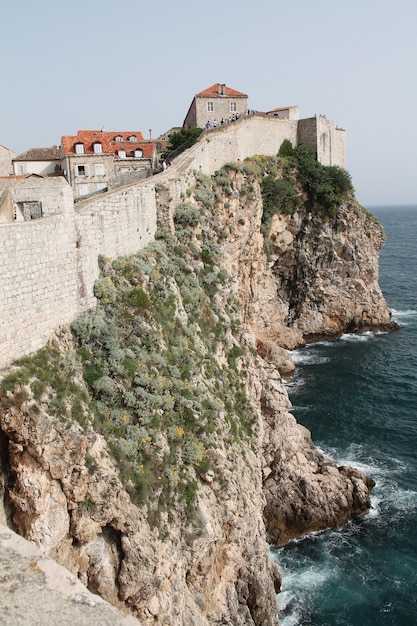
[196,83,247,97]
[61,130,155,158]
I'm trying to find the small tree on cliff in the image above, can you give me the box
[278,139,294,158]
[164,128,203,161]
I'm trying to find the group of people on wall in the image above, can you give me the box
[205,112,242,130]
[205,109,262,130]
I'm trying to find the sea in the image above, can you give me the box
[270,205,417,626]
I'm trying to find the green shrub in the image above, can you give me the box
[174,203,201,227]
[93,277,117,304]
[261,176,298,220]
[278,139,294,157]
[123,287,149,312]
[288,144,353,217]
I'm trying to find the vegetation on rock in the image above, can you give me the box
[0,153,367,527]
[1,170,258,522]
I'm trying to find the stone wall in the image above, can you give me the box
[297,116,346,167]
[0,113,346,371]
[0,177,157,370]
[0,210,79,369]
[0,175,73,222]
[173,114,299,176]
[74,182,158,312]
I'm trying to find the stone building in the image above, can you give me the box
[183,83,248,129]
[13,146,61,176]
[0,144,17,176]
[60,130,158,200]
[0,173,73,223]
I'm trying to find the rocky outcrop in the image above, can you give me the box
[217,170,396,355]
[212,168,390,543]
[0,163,394,624]
[0,356,281,625]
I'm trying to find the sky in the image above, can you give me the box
[1,0,416,206]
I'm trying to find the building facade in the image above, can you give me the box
[60,130,158,200]
[183,83,248,129]
[13,147,61,176]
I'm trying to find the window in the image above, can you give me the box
[75,143,84,154]
[114,135,122,142]
[134,149,143,158]
[230,102,237,112]
[76,165,86,176]
[19,201,42,220]
[129,135,137,142]
[118,149,126,159]
[93,142,102,154]
[207,102,214,112]
[78,184,89,196]
[94,163,104,176]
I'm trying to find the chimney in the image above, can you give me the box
[217,83,226,95]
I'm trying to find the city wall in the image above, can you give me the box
[0,114,345,370]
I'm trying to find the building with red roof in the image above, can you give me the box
[183,83,248,129]
[60,130,158,200]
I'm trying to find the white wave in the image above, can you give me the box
[313,443,417,523]
[391,308,417,325]
[340,331,377,342]
[390,308,417,316]
[283,378,306,393]
[288,350,330,366]
[367,493,382,519]
[316,443,408,477]
[287,405,310,415]
[274,548,337,626]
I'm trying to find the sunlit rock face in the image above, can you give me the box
[0,165,392,625]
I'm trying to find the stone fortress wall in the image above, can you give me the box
[0,114,345,370]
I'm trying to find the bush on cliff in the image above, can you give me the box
[288,144,353,217]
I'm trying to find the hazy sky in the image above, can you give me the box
[1,0,416,206]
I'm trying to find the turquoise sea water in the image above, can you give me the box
[270,206,417,626]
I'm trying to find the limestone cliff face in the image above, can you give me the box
[0,355,280,625]
[217,170,395,357]
[208,167,388,543]
[0,162,394,624]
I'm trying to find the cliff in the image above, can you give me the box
[0,154,395,624]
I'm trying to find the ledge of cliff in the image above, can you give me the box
[0,153,395,624]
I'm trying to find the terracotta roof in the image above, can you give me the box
[196,83,248,98]
[14,147,60,161]
[61,130,155,158]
